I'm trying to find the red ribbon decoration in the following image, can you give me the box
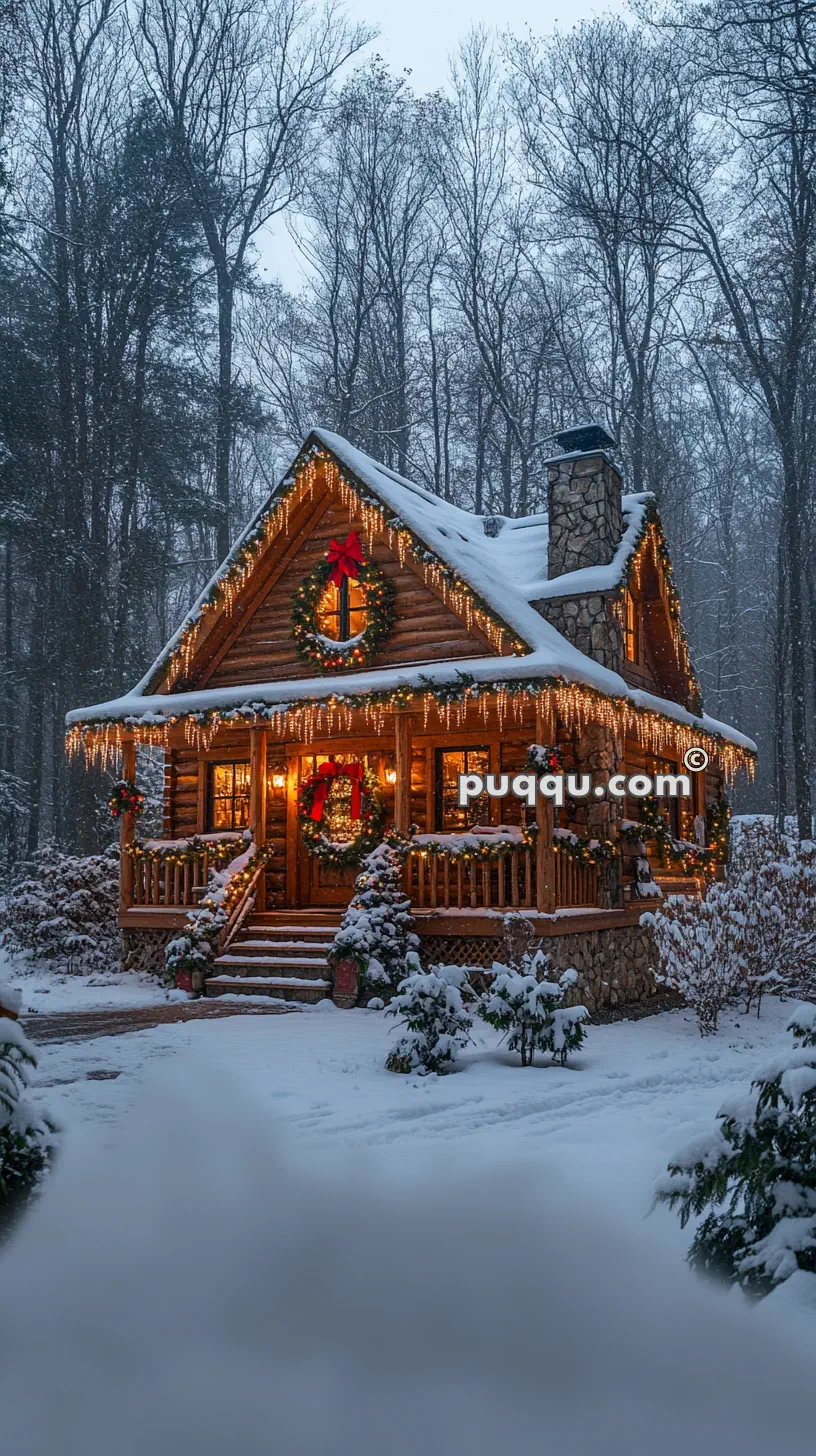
[326,529,363,588]
[306,760,365,823]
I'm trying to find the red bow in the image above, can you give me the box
[326,529,363,588]
[306,760,365,822]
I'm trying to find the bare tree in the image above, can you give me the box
[137,0,372,557]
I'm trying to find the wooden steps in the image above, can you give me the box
[205,909,343,1003]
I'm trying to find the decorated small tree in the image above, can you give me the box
[655,1004,816,1298]
[0,985,55,1239]
[330,831,419,995]
[385,964,472,1075]
[477,914,588,1067]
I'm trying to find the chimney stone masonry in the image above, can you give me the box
[534,424,625,675]
[546,425,622,580]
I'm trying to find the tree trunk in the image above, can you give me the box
[215,274,234,563]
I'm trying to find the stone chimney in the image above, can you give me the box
[546,423,622,580]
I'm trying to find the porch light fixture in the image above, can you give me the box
[385,768,397,785]
[272,771,286,789]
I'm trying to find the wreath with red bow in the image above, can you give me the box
[108,780,145,820]
[291,528,396,673]
[299,759,385,867]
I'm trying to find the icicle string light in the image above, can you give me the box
[66,676,756,784]
[155,443,526,693]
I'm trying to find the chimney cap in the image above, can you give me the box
[552,421,617,455]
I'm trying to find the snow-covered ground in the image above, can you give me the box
[23,989,807,1273]
[0,947,169,1013]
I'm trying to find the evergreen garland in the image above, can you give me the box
[299,764,385,868]
[108,779,144,819]
[291,557,395,672]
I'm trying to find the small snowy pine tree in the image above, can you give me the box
[0,986,55,1239]
[656,1004,816,1297]
[330,832,419,994]
[478,952,588,1067]
[385,962,472,1075]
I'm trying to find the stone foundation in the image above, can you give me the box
[121,929,175,974]
[418,922,657,1017]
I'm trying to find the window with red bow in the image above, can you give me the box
[315,575,368,641]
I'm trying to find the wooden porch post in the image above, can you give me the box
[535,698,556,914]
[119,733,136,914]
[394,709,413,834]
[249,726,268,912]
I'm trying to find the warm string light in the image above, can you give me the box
[67,678,756,785]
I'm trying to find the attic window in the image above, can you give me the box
[622,588,640,663]
[316,576,368,642]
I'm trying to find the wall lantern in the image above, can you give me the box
[271,771,286,790]
[385,768,397,786]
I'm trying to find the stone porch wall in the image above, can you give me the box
[418,922,658,1017]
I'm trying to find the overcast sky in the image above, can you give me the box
[257,0,625,289]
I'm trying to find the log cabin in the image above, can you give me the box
[66,423,756,1010]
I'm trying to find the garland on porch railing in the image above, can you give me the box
[67,672,757,785]
[552,828,616,866]
[127,835,243,869]
[621,797,715,878]
[165,842,274,992]
[411,826,538,863]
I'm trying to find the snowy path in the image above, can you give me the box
[25,995,800,1262]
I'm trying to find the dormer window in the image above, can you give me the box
[622,588,640,663]
[316,576,368,642]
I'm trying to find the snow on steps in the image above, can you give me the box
[205,910,343,1004]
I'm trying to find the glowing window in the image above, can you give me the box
[316,576,368,642]
[622,589,639,663]
[435,747,490,830]
[209,762,251,831]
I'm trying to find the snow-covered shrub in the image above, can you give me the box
[385,962,472,1075]
[0,985,56,1240]
[656,1004,816,1298]
[0,842,120,973]
[478,952,587,1067]
[642,888,744,1036]
[330,831,419,995]
[644,829,816,1033]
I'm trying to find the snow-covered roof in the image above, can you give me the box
[65,428,756,756]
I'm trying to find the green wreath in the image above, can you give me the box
[299,762,386,868]
[291,557,396,672]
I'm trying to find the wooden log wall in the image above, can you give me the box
[203,495,498,690]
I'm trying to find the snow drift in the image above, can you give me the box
[0,1071,812,1455]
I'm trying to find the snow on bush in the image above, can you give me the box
[642,889,743,1036]
[475,914,587,1068]
[656,1004,816,1298]
[0,985,55,1240]
[643,824,816,1034]
[0,842,120,973]
[478,953,587,1067]
[330,832,419,994]
[385,962,472,1075]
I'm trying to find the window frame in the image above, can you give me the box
[434,745,491,831]
[622,587,640,664]
[207,760,251,832]
[315,575,367,643]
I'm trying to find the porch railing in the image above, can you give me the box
[404,830,604,913]
[553,853,598,908]
[126,834,245,910]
